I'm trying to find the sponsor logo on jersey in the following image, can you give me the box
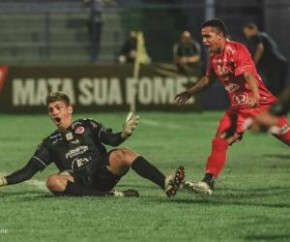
[70,139,80,145]
[232,94,248,106]
[50,133,62,145]
[71,157,90,170]
[224,83,240,93]
[75,126,85,134]
[50,133,62,139]
[65,145,89,159]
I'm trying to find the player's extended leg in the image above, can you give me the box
[272,115,290,146]
[184,132,240,195]
[46,172,115,196]
[184,111,242,195]
[108,148,185,197]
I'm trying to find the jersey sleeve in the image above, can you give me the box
[5,158,44,185]
[86,119,126,146]
[85,119,106,140]
[31,141,53,170]
[233,44,257,76]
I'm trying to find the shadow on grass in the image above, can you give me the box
[245,234,290,241]
[117,183,153,189]
[2,184,290,209]
[263,154,290,160]
[146,186,290,209]
[219,186,290,199]
[148,196,290,209]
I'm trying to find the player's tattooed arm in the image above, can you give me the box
[243,71,260,108]
[175,75,215,105]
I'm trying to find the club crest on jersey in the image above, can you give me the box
[65,132,74,141]
[75,126,85,134]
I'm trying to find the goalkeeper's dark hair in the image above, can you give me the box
[46,91,71,106]
[202,19,227,37]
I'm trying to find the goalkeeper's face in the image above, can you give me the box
[47,100,73,130]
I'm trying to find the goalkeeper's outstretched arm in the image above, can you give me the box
[0,159,43,187]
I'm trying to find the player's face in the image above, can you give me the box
[243,27,255,40]
[47,100,73,130]
[201,26,225,53]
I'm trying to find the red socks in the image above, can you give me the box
[205,137,229,177]
[274,116,290,146]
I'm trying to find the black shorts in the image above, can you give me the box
[72,150,126,192]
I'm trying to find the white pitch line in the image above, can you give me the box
[0,172,47,191]
[25,179,47,191]
[142,118,218,129]
[141,118,182,129]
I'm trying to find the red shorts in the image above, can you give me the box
[217,106,271,134]
[217,106,290,144]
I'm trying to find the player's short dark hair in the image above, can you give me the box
[202,19,227,36]
[46,91,71,106]
[243,23,258,30]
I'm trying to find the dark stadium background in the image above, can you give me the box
[0,0,289,112]
[1,1,290,242]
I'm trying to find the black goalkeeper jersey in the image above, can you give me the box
[4,118,126,185]
[31,118,125,172]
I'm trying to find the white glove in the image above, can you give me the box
[121,112,140,138]
[0,177,7,187]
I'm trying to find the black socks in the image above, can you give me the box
[202,173,215,190]
[63,156,167,195]
[131,156,165,189]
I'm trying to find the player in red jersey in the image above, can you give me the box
[175,19,290,195]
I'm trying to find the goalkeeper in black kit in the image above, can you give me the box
[0,92,184,197]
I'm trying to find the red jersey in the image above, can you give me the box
[206,40,277,109]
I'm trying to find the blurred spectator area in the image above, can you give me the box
[0,0,203,64]
[0,0,289,69]
[0,0,126,64]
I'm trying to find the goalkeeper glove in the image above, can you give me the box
[0,177,7,187]
[121,112,140,138]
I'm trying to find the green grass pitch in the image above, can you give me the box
[0,112,290,242]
